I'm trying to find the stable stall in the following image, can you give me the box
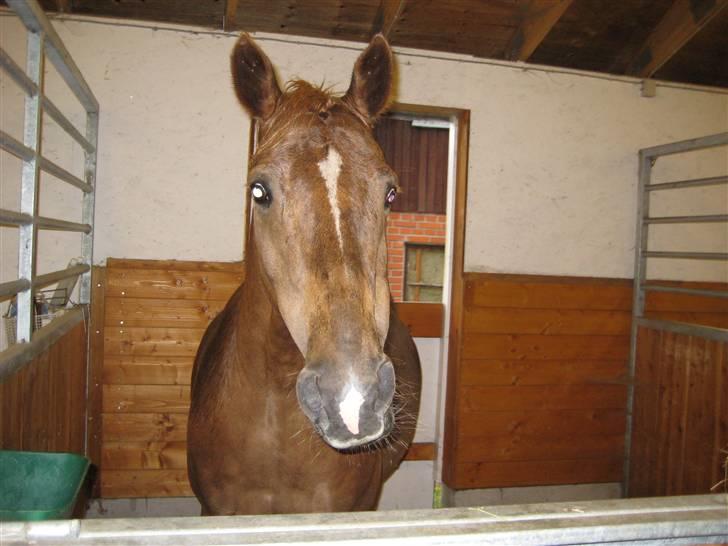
[0,0,727,542]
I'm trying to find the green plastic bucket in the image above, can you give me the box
[0,450,90,521]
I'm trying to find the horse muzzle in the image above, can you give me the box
[296,358,395,450]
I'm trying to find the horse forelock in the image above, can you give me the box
[254,81,370,157]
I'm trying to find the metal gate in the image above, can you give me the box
[624,132,728,495]
[0,0,98,376]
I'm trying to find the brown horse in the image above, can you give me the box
[187,34,422,515]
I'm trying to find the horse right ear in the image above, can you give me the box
[231,34,282,120]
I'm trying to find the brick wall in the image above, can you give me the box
[387,212,447,301]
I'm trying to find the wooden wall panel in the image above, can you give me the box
[445,272,728,491]
[0,322,88,455]
[444,273,632,490]
[100,258,437,498]
[629,327,727,497]
[374,116,448,215]
[100,259,242,498]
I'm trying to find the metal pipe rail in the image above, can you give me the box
[1,209,91,232]
[0,47,94,152]
[2,495,727,546]
[623,131,728,497]
[645,213,728,224]
[643,283,728,299]
[646,174,728,191]
[0,0,98,366]
[644,250,728,260]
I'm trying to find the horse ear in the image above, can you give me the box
[230,34,282,120]
[344,34,393,121]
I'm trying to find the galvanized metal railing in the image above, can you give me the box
[623,131,728,495]
[0,0,98,376]
[2,494,727,545]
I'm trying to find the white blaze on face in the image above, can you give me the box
[338,385,364,435]
[317,147,344,252]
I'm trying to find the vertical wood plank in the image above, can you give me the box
[87,267,106,477]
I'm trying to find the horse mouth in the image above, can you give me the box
[316,409,394,452]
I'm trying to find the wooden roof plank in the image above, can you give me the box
[505,0,575,62]
[224,0,240,31]
[627,0,728,77]
[371,0,406,38]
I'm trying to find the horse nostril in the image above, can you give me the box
[296,368,323,419]
[375,359,395,413]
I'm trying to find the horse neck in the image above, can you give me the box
[237,224,303,384]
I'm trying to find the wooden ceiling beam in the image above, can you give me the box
[627,0,728,77]
[505,0,574,62]
[223,0,239,31]
[371,0,406,39]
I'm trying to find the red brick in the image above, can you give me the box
[418,222,444,230]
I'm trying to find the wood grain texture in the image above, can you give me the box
[101,469,193,498]
[103,385,190,414]
[396,302,443,338]
[460,333,629,360]
[0,322,87,455]
[102,413,188,442]
[464,274,633,310]
[463,307,631,335]
[105,298,227,329]
[460,359,626,386]
[627,0,728,77]
[103,356,193,386]
[106,269,243,300]
[505,0,574,61]
[628,327,728,497]
[452,457,623,489]
[456,408,627,439]
[445,273,631,489]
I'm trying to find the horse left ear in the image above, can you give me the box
[344,34,393,122]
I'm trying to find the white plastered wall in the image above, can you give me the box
[1,12,727,511]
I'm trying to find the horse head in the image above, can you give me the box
[231,34,399,450]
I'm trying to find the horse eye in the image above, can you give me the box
[251,181,271,205]
[385,187,397,207]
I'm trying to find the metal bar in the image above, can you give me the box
[0,46,37,96]
[39,157,92,192]
[5,0,99,114]
[637,318,728,343]
[79,112,98,306]
[643,284,728,299]
[0,278,30,300]
[15,30,45,344]
[645,214,728,224]
[36,216,92,233]
[0,129,34,161]
[34,263,90,290]
[42,96,95,153]
[646,175,728,191]
[0,210,90,233]
[0,208,32,226]
[623,151,651,497]
[0,49,92,152]
[3,495,728,545]
[0,306,85,381]
[644,250,728,260]
[640,131,728,158]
